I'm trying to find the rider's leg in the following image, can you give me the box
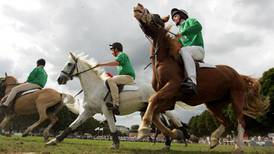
[107,75,134,114]
[2,83,40,107]
[180,46,204,94]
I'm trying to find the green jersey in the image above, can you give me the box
[115,52,135,79]
[178,18,204,48]
[27,66,48,88]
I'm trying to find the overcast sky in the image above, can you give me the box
[0,0,273,127]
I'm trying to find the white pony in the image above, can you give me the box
[46,52,185,149]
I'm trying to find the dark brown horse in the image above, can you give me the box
[133,4,268,152]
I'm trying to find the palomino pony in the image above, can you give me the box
[0,74,75,141]
[46,52,186,149]
[133,4,267,152]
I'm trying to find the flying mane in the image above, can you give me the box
[68,52,108,80]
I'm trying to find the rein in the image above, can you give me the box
[71,66,97,77]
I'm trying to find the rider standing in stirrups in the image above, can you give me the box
[95,42,135,115]
[171,8,205,95]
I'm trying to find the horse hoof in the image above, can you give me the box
[45,138,58,146]
[210,137,219,149]
[172,129,184,140]
[137,127,151,140]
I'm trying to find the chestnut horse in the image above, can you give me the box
[0,74,75,141]
[133,4,267,151]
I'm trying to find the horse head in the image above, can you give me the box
[133,3,169,40]
[0,75,17,98]
[58,52,78,84]
[134,4,180,60]
[58,52,104,85]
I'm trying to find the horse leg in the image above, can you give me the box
[102,105,119,149]
[43,114,59,142]
[205,101,228,149]
[231,91,245,152]
[138,82,180,139]
[165,111,189,146]
[46,109,92,146]
[22,104,49,137]
[0,115,14,136]
[152,113,184,140]
[43,102,64,142]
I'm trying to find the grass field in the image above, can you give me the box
[0,135,273,154]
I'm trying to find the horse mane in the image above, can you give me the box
[69,53,108,80]
[158,26,181,61]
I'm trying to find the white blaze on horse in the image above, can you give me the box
[46,52,185,149]
[0,73,75,141]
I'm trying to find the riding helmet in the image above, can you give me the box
[171,8,188,20]
[109,42,123,51]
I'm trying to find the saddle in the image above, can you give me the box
[104,81,138,115]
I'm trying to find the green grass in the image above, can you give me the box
[0,135,273,154]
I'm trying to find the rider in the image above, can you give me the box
[171,8,205,95]
[0,59,48,113]
[95,42,135,115]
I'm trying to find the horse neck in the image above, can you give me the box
[5,78,18,94]
[77,61,105,97]
[152,38,170,62]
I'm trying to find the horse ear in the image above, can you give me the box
[69,52,76,61]
[5,72,7,77]
[162,15,170,23]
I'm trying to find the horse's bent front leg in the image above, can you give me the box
[46,110,92,146]
[102,105,119,149]
[138,82,180,140]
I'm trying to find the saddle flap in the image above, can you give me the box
[20,88,41,96]
[123,85,139,91]
[198,62,216,68]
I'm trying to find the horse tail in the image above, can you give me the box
[241,75,270,119]
[60,93,80,114]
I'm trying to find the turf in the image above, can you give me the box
[0,136,273,154]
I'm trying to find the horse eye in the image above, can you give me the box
[68,63,73,66]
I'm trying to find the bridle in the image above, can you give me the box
[61,57,96,80]
[61,57,97,98]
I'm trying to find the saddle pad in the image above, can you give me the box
[123,85,139,91]
[21,89,40,96]
[199,62,216,68]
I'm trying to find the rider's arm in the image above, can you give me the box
[180,18,202,35]
[96,61,120,67]
[26,68,38,82]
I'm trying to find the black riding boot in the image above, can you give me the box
[181,78,198,96]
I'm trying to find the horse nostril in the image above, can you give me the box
[57,77,61,84]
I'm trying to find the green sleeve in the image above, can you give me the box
[115,53,126,65]
[180,18,202,35]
